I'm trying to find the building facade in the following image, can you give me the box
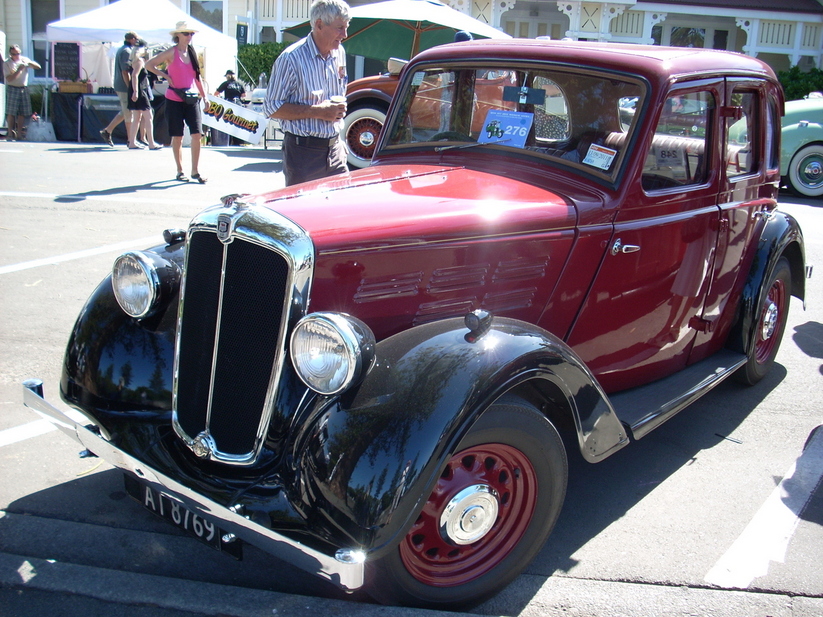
[1,0,821,80]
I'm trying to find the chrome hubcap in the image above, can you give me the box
[802,159,823,185]
[439,484,499,545]
[358,130,376,148]
[761,300,778,341]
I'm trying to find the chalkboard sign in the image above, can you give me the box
[53,42,80,81]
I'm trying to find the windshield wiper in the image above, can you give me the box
[434,138,511,152]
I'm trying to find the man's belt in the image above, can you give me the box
[285,133,339,148]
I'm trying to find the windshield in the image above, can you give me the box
[385,64,645,180]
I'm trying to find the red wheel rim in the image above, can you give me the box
[346,117,382,160]
[399,443,537,587]
[754,277,786,364]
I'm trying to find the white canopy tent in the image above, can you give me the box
[46,0,237,92]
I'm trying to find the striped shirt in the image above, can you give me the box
[263,34,347,138]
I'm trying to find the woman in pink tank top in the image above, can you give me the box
[146,21,208,183]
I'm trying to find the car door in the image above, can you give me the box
[566,81,724,393]
[689,79,781,361]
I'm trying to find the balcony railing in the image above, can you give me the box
[259,0,311,21]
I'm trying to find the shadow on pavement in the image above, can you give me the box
[3,366,788,615]
[2,465,368,605]
[479,364,787,615]
[793,321,823,375]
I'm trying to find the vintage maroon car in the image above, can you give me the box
[25,40,808,609]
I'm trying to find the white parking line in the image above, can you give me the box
[704,427,823,588]
[0,420,56,447]
[0,190,206,207]
[0,236,159,275]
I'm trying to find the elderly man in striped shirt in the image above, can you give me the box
[264,0,351,186]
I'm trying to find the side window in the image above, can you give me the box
[726,90,758,177]
[643,91,713,191]
[765,95,779,171]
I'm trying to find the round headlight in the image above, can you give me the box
[290,313,375,395]
[112,252,159,318]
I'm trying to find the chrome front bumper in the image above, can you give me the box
[22,379,365,591]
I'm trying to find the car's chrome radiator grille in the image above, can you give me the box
[174,229,290,463]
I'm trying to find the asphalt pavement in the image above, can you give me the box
[0,139,821,617]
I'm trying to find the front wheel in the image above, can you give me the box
[787,144,823,197]
[736,257,792,385]
[365,397,567,609]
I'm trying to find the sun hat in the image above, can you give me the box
[170,21,199,36]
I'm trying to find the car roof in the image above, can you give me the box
[411,39,778,84]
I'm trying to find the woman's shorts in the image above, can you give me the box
[165,97,202,137]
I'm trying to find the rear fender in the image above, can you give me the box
[727,211,806,355]
[293,315,627,555]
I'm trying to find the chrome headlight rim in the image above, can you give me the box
[290,312,375,396]
[112,251,166,319]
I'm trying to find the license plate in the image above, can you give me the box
[124,474,242,559]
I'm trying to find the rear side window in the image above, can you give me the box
[765,95,779,171]
[643,91,713,191]
[726,90,758,177]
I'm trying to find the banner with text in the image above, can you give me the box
[201,95,268,145]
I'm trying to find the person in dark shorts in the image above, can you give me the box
[146,21,207,183]
[127,44,161,150]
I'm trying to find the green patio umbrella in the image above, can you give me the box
[284,0,511,62]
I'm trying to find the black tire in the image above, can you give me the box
[786,144,823,198]
[365,396,567,609]
[736,257,792,385]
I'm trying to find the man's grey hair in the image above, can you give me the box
[310,0,350,29]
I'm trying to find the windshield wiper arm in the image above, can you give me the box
[434,138,511,152]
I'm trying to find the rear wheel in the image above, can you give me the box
[365,397,567,609]
[344,104,387,168]
[736,257,792,385]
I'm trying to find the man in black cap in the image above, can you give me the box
[214,69,245,144]
[215,70,244,104]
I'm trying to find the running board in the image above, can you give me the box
[609,350,747,440]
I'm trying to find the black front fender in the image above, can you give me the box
[294,316,627,555]
[60,243,183,429]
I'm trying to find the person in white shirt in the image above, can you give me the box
[263,0,350,186]
[3,45,41,141]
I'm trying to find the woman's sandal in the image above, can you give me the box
[191,173,207,184]
[176,172,189,182]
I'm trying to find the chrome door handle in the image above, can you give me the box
[612,238,640,255]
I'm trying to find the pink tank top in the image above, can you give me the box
[165,47,196,102]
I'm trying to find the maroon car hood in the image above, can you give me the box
[256,165,577,254]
